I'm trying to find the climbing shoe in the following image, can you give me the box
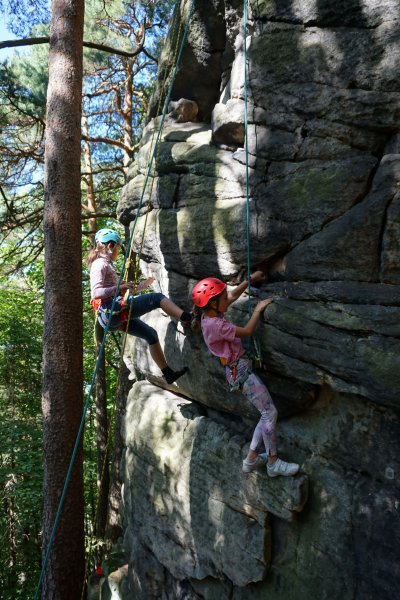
[242,453,268,473]
[162,366,189,384]
[267,458,299,478]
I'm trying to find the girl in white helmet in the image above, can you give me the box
[87,228,190,384]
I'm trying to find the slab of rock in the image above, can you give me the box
[122,382,308,588]
[277,154,400,283]
[259,298,400,410]
[211,99,245,145]
[146,0,226,121]
[117,1,400,597]
[249,0,400,29]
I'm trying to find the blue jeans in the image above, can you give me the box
[98,292,166,345]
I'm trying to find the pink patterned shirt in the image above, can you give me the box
[201,314,245,364]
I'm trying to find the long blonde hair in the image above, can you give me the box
[85,242,112,269]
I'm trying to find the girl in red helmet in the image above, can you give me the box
[191,272,299,477]
[86,228,191,384]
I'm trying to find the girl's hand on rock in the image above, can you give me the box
[256,298,273,313]
[250,270,266,284]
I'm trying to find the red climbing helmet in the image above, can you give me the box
[192,278,227,307]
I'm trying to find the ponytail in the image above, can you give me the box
[85,248,98,269]
[85,241,112,269]
[191,304,202,332]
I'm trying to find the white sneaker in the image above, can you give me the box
[267,457,299,478]
[242,454,267,473]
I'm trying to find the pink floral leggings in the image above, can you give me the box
[242,372,278,456]
[225,359,278,456]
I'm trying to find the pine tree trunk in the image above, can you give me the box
[41,0,85,597]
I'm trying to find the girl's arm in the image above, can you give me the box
[235,298,272,338]
[227,270,266,306]
[123,277,155,293]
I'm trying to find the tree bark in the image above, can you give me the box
[41,0,85,598]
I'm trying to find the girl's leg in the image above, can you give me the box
[127,293,166,318]
[242,373,278,462]
[148,342,187,383]
[149,341,167,370]
[160,297,183,320]
[127,292,190,324]
[242,373,299,477]
[128,318,188,383]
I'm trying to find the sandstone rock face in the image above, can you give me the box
[122,382,307,594]
[117,1,400,598]
[168,98,199,123]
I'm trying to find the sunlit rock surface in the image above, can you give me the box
[117,0,400,598]
[122,382,307,593]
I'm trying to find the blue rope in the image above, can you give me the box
[243,0,251,317]
[243,0,262,363]
[34,1,195,597]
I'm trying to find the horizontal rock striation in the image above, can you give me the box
[117,1,400,598]
[122,382,307,589]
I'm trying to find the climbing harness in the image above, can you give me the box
[91,294,130,329]
[34,2,196,599]
[225,357,253,392]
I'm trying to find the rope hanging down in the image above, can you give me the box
[243,0,262,366]
[82,8,188,590]
[34,1,195,597]
[116,2,188,371]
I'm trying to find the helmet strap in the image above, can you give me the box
[207,296,220,315]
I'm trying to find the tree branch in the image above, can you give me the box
[81,133,139,154]
[81,211,117,220]
[0,37,157,61]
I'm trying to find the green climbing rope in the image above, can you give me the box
[81,7,189,592]
[33,1,196,598]
[243,0,262,366]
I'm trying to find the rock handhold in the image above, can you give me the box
[211,99,245,145]
[167,98,199,123]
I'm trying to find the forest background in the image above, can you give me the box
[0,0,175,597]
